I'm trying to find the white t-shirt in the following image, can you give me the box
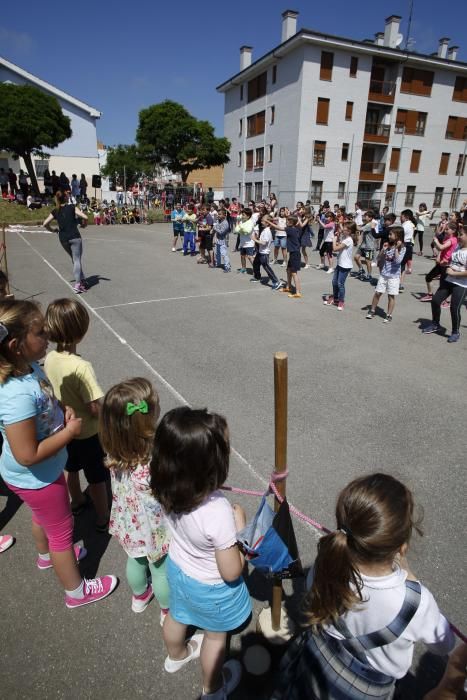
[258,227,273,254]
[355,208,363,226]
[446,247,467,288]
[337,236,353,268]
[165,491,237,584]
[402,220,415,244]
[324,223,335,243]
[235,218,255,248]
[276,217,287,236]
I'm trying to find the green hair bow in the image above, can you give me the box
[126,400,148,416]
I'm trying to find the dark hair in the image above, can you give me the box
[384,213,397,223]
[401,209,416,224]
[365,209,374,218]
[150,407,230,514]
[242,207,253,218]
[55,190,68,206]
[305,473,422,627]
[344,222,359,245]
[286,215,298,225]
[446,221,459,234]
[45,298,89,350]
[390,226,405,243]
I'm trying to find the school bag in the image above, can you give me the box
[270,580,421,700]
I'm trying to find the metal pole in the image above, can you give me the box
[346,134,355,211]
[271,351,288,632]
[454,138,467,211]
[393,128,405,214]
[124,165,127,205]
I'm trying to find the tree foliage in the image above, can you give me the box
[136,100,230,183]
[100,144,151,187]
[0,83,72,194]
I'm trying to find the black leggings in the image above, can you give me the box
[431,280,466,333]
[426,264,445,284]
[414,229,424,253]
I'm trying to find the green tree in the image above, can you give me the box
[0,83,71,195]
[100,144,150,188]
[136,100,230,183]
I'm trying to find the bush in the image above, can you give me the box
[146,209,169,224]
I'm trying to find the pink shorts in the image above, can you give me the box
[7,474,73,552]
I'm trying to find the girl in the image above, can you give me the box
[414,203,435,256]
[366,227,405,323]
[251,216,282,289]
[234,208,256,273]
[316,212,335,274]
[100,378,170,620]
[432,212,449,258]
[298,206,314,269]
[150,407,250,700]
[0,300,116,607]
[399,208,416,289]
[273,207,288,266]
[43,191,89,295]
[419,222,458,302]
[323,223,358,310]
[272,473,454,699]
[423,224,467,343]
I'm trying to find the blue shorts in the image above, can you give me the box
[240,246,256,257]
[167,556,251,632]
[274,237,287,249]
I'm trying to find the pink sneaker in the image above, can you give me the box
[0,534,14,553]
[131,585,154,613]
[419,294,432,302]
[37,544,87,570]
[337,301,344,311]
[441,300,450,308]
[65,575,118,609]
[323,295,334,305]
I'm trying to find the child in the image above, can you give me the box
[170,203,184,252]
[399,209,416,288]
[44,299,110,531]
[366,227,405,323]
[251,216,283,289]
[234,208,256,273]
[197,206,214,266]
[353,210,376,281]
[317,212,336,274]
[100,378,170,620]
[0,299,116,606]
[422,224,467,343]
[420,222,458,302]
[323,222,358,310]
[150,407,250,700]
[272,473,454,699]
[432,212,449,258]
[298,206,314,269]
[414,203,436,256]
[273,207,288,266]
[213,209,231,272]
[182,204,197,256]
[271,216,302,298]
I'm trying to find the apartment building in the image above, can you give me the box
[217,11,467,212]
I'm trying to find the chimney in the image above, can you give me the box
[437,37,450,58]
[447,46,459,61]
[383,15,402,48]
[375,32,384,46]
[281,9,299,43]
[240,46,253,71]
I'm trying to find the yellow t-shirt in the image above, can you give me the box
[44,350,103,440]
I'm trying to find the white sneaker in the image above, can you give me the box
[304,264,310,269]
[316,264,324,269]
[326,267,333,274]
[171,247,176,252]
[164,633,204,673]
[282,261,287,267]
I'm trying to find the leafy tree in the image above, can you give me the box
[0,83,71,195]
[136,100,230,183]
[100,144,151,188]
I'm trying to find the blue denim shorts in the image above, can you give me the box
[240,246,255,257]
[274,237,287,249]
[167,556,251,632]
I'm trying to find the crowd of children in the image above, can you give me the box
[168,197,467,342]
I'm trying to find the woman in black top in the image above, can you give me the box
[79,174,88,202]
[43,191,89,293]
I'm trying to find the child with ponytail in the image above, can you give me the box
[272,473,454,699]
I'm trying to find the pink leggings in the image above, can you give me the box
[7,474,73,552]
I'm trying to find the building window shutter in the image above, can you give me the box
[453,76,467,102]
[246,150,253,170]
[439,153,450,174]
[385,184,395,204]
[350,56,358,77]
[389,148,400,171]
[341,143,349,161]
[320,51,333,80]
[316,98,330,124]
[410,150,421,172]
[345,101,353,120]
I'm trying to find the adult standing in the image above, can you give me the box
[71,174,80,201]
[18,170,29,200]
[43,192,89,294]
[0,169,8,197]
[59,172,70,190]
[51,170,60,194]
[7,168,17,196]
[79,174,87,201]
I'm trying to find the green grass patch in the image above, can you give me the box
[0,200,52,226]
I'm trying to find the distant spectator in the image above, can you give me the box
[205,187,214,205]
[7,168,17,195]
[26,194,42,210]
[51,170,60,194]
[59,172,70,190]
[18,169,29,200]
[43,169,52,194]
[0,168,8,197]
[79,173,88,201]
[71,174,80,199]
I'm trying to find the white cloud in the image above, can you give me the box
[0,26,34,55]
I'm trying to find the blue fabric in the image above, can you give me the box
[237,496,293,575]
[0,363,66,489]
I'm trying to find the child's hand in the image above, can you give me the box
[65,416,82,438]
[64,405,76,423]
[232,503,246,531]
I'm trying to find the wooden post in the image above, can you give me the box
[271,351,288,631]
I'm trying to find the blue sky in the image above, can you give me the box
[1,0,465,146]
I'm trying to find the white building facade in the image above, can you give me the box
[217,11,467,213]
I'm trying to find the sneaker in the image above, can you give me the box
[0,534,14,553]
[304,264,310,269]
[80,280,90,291]
[315,264,324,270]
[399,285,405,292]
[366,310,375,319]
[323,295,334,305]
[272,281,284,290]
[288,293,302,298]
[65,575,118,609]
[37,544,87,570]
[131,585,154,613]
[383,314,392,323]
[325,267,333,274]
[419,294,433,302]
[281,261,287,267]
[223,268,231,273]
[447,332,460,343]
[72,284,82,294]
[337,301,344,311]
[280,287,291,293]
[250,278,261,283]
[171,247,176,252]
[164,633,204,673]
[221,659,243,698]
[406,268,412,275]
[441,300,451,309]
[364,275,373,283]
[350,270,360,277]
[422,323,441,334]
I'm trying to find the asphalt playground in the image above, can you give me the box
[1,222,465,699]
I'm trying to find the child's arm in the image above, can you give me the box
[215,503,246,581]
[269,220,285,231]
[43,213,54,228]
[5,413,81,467]
[75,208,88,221]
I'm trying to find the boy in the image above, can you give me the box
[234,208,256,273]
[170,203,184,251]
[213,209,231,272]
[271,216,302,298]
[197,205,214,265]
[353,210,376,281]
[182,204,197,256]
[251,216,283,289]
[366,227,405,323]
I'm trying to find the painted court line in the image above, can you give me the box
[16,231,320,539]
[93,288,261,310]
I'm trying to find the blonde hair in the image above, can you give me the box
[0,300,43,383]
[45,298,89,351]
[99,377,160,470]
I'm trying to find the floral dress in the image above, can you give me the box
[109,463,170,563]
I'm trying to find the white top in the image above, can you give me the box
[446,247,467,288]
[258,227,273,254]
[165,491,237,584]
[324,223,335,243]
[355,208,363,226]
[276,217,287,236]
[311,567,455,679]
[402,220,415,244]
[235,217,255,248]
[337,236,353,269]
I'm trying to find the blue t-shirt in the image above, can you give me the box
[285,226,301,253]
[0,363,67,489]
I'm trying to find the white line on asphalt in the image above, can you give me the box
[16,231,320,539]
[93,288,261,310]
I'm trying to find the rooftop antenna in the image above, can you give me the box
[404,0,414,51]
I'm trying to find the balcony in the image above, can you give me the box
[359,161,386,182]
[364,123,390,144]
[394,124,426,136]
[368,80,396,104]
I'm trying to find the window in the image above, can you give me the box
[247,72,267,102]
[268,145,273,162]
[439,152,450,174]
[270,105,275,124]
[255,147,264,168]
[246,150,253,171]
[446,116,467,140]
[345,101,353,121]
[316,98,330,125]
[385,184,395,205]
[255,182,263,201]
[395,110,427,136]
[272,65,277,84]
[313,141,326,166]
[240,85,243,100]
[389,148,400,171]
[341,143,349,161]
[247,111,265,137]
[310,180,323,204]
[401,67,434,96]
[239,119,243,136]
[450,188,460,209]
[34,159,49,178]
[245,182,252,201]
[238,182,242,198]
[456,154,466,176]
[433,187,444,207]
[320,51,333,80]
[350,56,358,78]
[338,182,346,198]
[238,151,242,167]
[453,76,467,102]
[405,186,416,206]
[267,180,271,196]
[410,150,421,173]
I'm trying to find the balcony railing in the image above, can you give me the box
[359,161,386,181]
[313,156,325,166]
[364,123,391,143]
[368,80,396,103]
[395,124,426,136]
